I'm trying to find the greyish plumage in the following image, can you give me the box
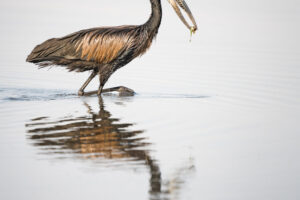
[26,0,197,96]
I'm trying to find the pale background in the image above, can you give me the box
[0,0,299,200]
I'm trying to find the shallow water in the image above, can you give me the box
[0,0,300,200]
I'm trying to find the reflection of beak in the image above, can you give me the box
[168,0,198,33]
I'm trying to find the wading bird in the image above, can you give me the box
[26,0,197,96]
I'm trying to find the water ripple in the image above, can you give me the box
[0,87,76,102]
[136,93,210,99]
[0,87,209,102]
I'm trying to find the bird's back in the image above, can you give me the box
[26,25,146,72]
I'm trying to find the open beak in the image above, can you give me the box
[168,0,198,33]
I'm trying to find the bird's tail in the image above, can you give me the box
[26,38,66,63]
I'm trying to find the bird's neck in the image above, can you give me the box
[145,0,162,34]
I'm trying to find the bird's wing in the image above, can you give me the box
[27,26,138,65]
[71,26,138,64]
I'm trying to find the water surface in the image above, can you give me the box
[0,0,300,200]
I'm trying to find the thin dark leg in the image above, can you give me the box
[83,72,105,96]
[78,71,97,96]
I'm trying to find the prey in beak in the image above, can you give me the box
[168,0,198,34]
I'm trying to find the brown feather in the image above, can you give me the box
[75,27,136,64]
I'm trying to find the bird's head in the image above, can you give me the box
[168,0,197,33]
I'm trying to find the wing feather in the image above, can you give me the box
[26,26,145,72]
[74,26,137,64]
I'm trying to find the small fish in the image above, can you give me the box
[189,26,196,42]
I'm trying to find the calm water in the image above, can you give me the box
[0,0,300,200]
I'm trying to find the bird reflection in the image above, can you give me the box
[26,97,194,200]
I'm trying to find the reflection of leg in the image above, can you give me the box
[98,96,104,111]
[149,161,162,194]
[83,102,93,115]
[84,86,135,96]
[78,70,97,96]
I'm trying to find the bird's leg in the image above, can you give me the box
[82,72,106,96]
[78,70,97,96]
[84,72,135,96]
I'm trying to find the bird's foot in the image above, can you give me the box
[115,86,135,96]
[78,90,84,96]
[77,86,135,97]
[102,86,135,96]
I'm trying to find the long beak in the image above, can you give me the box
[168,0,198,32]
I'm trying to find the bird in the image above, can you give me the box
[26,0,197,96]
